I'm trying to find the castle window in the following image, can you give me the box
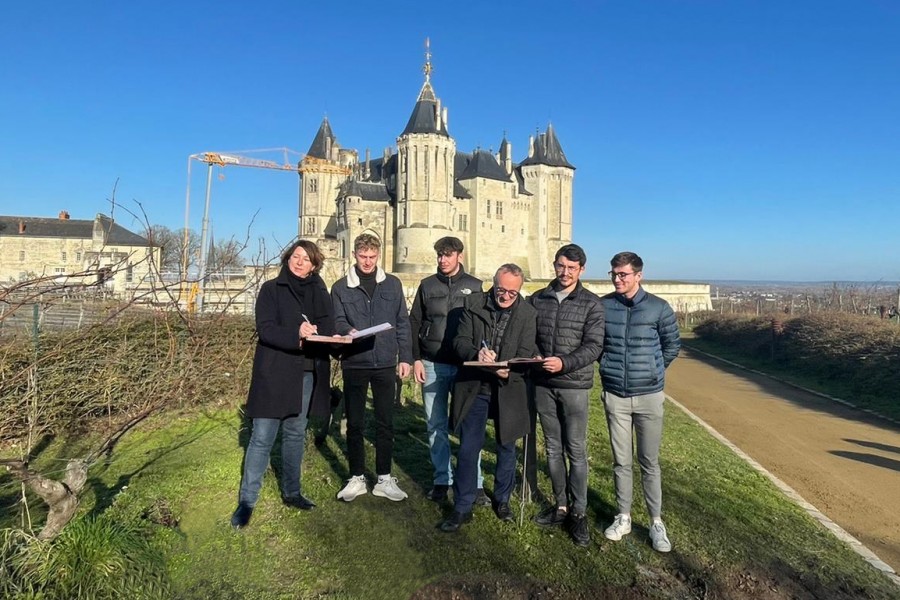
[496,202,503,218]
[76,251,82,262]
[486,199,491,218]
[19,250,25,262]
[126,263,133,283]
[54,267,65,274]
[357,218,362,226]
[458,214,468,232]
[402,207,407,226]
[404,247,408,258]
[61,251,67,262]
[308,178,318,193]
[501,225,505,233]
[521,228,525,235]
[306,218,316,234]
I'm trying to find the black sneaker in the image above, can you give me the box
[230,503,253,529]
[533,505,567,528]
[426,484,449,502]
[440,511,473,533]
[282,494,316,510]
[494,501,514,522]
[569,513,591,547]
[474,488,492,507]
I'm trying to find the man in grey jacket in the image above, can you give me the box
[599,251,680,552]
[331,233,413,503]
[530,244,605,547]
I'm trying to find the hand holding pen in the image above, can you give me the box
[478,340,497,363]
[299,313,318,339]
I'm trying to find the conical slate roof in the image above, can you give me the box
[401,82,450,137]
[306,117,339,159]
[458,149,512,182]
[520,123,574,169]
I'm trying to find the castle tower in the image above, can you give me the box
[393,39,456,273]
[520,123,575,278]
[298,117,351,245]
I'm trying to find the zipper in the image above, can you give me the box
[623,305,631,391]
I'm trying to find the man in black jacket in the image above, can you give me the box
[331,234,413,503]
[409,237,487,503]
[440,264,537,532]
[600,251,680,553]
[530,244,605,546]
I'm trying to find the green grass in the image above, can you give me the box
[2,381,898,599]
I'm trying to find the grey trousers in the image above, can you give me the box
[602,390,665,519]
[535,386,590,514]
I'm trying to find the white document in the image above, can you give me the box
[349,322,393,340]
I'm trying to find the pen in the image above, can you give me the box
[301,314,311,324]
[481,340,490,351]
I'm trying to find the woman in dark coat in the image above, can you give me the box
[231,240,334,529]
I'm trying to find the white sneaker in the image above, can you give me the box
[372,475,408,501]
[604,514,632,541]
[337,475,368,502]
[649,520,672,553]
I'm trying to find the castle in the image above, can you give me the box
[297,46,574,281]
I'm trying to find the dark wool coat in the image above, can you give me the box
[246,269,334,419]
[450,291,537,445]
[599,287,680,396]
[529,280,605,389]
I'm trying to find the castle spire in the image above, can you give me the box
[423,37,432,83]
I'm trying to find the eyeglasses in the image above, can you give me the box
[608,271,639,280]
[554,263,581,273]
[495,287,519,299]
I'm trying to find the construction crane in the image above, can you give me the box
[183,147,303,313]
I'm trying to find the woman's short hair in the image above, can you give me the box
[282,240,325,274]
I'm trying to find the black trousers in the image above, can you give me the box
[343,366,396,476]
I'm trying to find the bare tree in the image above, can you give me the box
[141,225,199,277]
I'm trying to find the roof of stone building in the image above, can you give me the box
[519,123,575,169]
[306,117,339,159]
[401,82,450,137]
[0,214,153,246]
[453,181,472,199]
[458,149,513,182]
[340,179,391,202]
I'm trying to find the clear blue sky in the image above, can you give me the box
[2,1,899,281]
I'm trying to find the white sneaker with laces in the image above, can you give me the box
[337,475,368,501]
[373,475,408,501]
[604,514,632,541]
[649,520,672,552]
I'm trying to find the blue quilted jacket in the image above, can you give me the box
[599,288,680,396]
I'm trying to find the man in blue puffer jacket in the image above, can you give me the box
[599,251,680,553]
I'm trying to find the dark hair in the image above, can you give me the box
[554,244,587,267]
[434,236,464,255]
[610,251,643,272]
[282,240,325,274]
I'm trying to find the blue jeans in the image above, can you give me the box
[422,360,482,488]
[535,386,590,514]
[239,372,313,506]
[453,393,517,513]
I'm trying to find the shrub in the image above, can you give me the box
[0,516,170,599]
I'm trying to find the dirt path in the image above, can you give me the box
[665,347,900,572]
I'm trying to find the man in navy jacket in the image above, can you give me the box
[599,251,680,552]
[331,233,413,502]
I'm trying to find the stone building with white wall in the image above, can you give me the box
[0,212,158,295]
[298,48,574,282]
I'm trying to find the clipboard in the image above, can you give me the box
[304,322,394,345]
[462,357,546,368]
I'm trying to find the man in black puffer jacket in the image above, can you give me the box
[529,244,604,547]
[409,236,485,503]
[599,251,680,554]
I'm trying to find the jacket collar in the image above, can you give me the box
[346,265,387,288]
[614,286,646,307]
[435,263,467,285]
[538,279,584,299]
